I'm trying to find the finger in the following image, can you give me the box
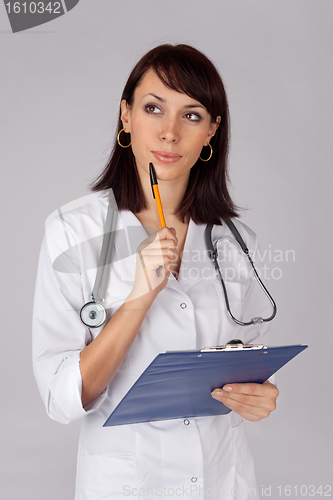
[138,240,178,260]
[139,249,177,271]
[139,242,178,260]
[211,389,259,408]
[138,227,178,252]
[214,393,274,420]
[211,383,278,412]
[221,381,279,399]
[140,241,178,254]
[156,226,178,245]
[218,391,277,412]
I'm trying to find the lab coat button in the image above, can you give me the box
[191,477,197,483]
[180,303,187,309]
[183,419,190,425]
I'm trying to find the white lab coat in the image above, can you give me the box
[33,190,272,500]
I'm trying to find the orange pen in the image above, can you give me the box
[149,163,166,228]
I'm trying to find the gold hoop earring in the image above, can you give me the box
[199,143,213,162]
[117,128,131,148]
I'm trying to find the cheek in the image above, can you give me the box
[186,131,209,157]
[130,116,153,148]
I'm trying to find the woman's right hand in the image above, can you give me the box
[127,227,178,303]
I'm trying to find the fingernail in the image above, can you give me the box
[211,390,223,400]
[223,385,232,392]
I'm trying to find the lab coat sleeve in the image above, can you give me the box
[32,225,107,424]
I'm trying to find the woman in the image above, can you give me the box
[33,44,279,499]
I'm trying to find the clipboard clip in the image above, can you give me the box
[201,339,267,352]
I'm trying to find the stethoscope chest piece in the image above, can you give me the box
[80,301,106,328]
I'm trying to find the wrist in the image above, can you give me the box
[123,290,156,312]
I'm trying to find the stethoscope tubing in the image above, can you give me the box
[205,223,277,326]
[92,205,118,301]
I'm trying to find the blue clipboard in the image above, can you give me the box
[103,343,307,427]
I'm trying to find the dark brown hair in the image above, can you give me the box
[91,44,238,225]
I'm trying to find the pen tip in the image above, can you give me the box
[149,162,157,185]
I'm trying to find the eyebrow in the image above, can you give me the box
[143,93,206,110]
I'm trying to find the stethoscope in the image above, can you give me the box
[80,202,277,328]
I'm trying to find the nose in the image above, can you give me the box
[159,115,179,143]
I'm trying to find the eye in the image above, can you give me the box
[145,104,162,114]
[184,112,202,122]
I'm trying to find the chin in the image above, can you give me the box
[159,171,190,184]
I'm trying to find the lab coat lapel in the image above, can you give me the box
[173,219,214,293]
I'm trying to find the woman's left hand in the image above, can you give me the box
[211,380,279,422]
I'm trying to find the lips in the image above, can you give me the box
[151,151,182,164]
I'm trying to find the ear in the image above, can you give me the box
[205,115,221,146]
[120,99,132,133]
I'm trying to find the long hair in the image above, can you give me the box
[91,44,238,225]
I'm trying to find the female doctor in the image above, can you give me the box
[33,44,279,500]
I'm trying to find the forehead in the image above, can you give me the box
[134,69,202,106]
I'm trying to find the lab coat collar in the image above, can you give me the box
[115,210,217,294]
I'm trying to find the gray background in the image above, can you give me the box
[1,1,332,498]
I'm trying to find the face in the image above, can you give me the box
[120,69,220,186]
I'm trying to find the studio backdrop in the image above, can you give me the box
[1,1,332,499]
